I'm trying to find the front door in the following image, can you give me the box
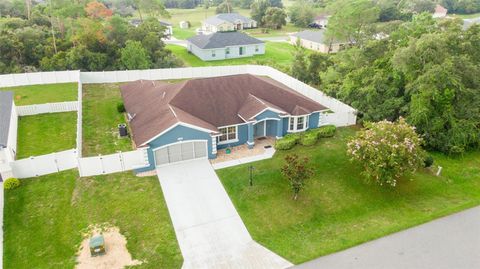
[239,47,244,55]
[254,121,265,137]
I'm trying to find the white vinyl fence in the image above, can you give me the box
[10,148,149,179]
[16,101,78,116]
[0,70,80,87]
[10,149,78,178]
[78,149,149,177]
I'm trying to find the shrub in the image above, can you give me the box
[117,102,125,113]
[316,125,336,138]
[424,155,434,168]
[347,118,426,187]
[4,178,21,190]
[281,154,313,200]
[300,131,318,146]
[275,137,297,150]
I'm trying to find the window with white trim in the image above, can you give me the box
[218,126,237,143]
[288,115,309,132]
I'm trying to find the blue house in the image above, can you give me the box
[120,74,329,172]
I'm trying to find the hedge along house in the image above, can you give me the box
[120,74,329,172]
[187,32,265,61]
[0,91,18,180]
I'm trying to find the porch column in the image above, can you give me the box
[276,118,284,139]
[247,122,254,149]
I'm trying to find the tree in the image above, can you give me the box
[120,40,151,69]
[85,1,113,19]
[250,0,269,24]
[326,0,380,46]
[291,40,309,82]
[262,7,286,29]
[347,118,426,187]
[281,154,313,200]
[216,1,234,14]
[288,0,315,27]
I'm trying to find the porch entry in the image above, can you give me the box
[253,120,277,138]
[154,140,207,166]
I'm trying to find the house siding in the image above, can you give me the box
[135,125,215,173]
[217,123,249,149]
[187,42,265,61]
[289,36,342,53]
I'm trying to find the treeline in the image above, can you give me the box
[292,12,480,155]
[0,0,181,74]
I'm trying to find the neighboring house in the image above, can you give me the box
[0,92,17,180]
[463,17,480,30]
[313,14,330,28]
[129,19,173,37]
[179,21,189,29]
[120,74,330,171]
[432,4,448,18]
[186,32,264,61]
[202,13,257,33]
[290,30,349,53]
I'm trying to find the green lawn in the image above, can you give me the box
[3,170,182,269]
[167,42,296,68]
[172,26,197,39]
[16,112,77,159]
[82,83,133,156]
[217,127,480,264]
[0,83,77,105]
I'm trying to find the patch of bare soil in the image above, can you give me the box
[76,226,142,269]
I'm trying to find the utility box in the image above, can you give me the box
[89,235,106,257]
[118,124,128,137]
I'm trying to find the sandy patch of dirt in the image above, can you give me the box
[76,226,142,269]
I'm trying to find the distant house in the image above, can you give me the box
[120,74,330,169]
[0,91,17,180]
[202,13,257,33]
[432,4,448,18]
[313,14,330,28]
[187,31,264,61]
[290,30,349,53]
[463,17,480,30]
[179,21,189,29]
[129,19,173,37]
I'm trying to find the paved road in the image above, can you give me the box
[293,206,480,269]
[157,159,292,269]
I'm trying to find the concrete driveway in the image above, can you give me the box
[293,206,480,269]
[157,159,292,269]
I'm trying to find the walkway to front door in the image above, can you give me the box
[157,159,292,269]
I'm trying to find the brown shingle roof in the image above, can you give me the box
[120,74,327,146]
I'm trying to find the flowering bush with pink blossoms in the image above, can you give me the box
[347,118,426,187]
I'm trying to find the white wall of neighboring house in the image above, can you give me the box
[187,42,265,61]
[202,20,256,33]
[289,36,342,53]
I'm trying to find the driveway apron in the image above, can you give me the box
[157,159,292,269]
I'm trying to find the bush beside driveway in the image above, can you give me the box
[217,126,480,264]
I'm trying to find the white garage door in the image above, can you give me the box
[154,141,207,166]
